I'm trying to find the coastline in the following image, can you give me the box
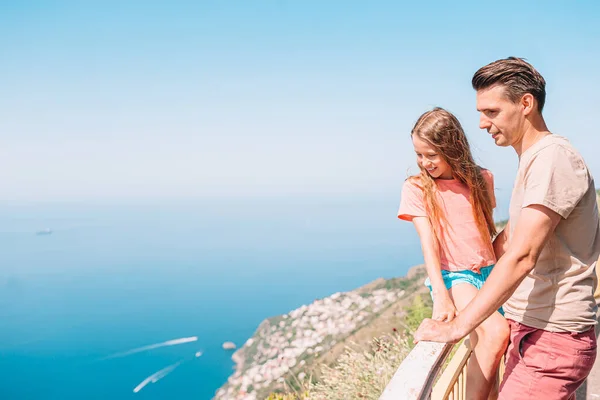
[214,264,428,400]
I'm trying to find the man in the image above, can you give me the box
[414,57,600,399]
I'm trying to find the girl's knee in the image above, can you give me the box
[494,319,510,348]
[479,316,509,350]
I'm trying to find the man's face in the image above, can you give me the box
[476,85,525,147]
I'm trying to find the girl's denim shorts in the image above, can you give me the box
[424,265,504,316]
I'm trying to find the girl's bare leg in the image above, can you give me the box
[448,283,509,400]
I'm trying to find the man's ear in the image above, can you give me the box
[521,93,535,116]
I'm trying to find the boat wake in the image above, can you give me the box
[133,361,183,393]
[100,336,198,360]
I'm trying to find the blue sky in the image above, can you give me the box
[1,1,599,214]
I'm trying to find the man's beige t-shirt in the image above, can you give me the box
[504,134,600,333]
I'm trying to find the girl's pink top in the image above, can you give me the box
[398,170,497,273]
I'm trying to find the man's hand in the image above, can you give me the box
[413,318,464,344]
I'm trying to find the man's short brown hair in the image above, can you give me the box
[472,57,546,113]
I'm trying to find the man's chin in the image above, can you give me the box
[493,136,509,147]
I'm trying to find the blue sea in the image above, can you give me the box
[0,196,424,400]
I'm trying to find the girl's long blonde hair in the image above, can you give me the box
[409,107,496,247]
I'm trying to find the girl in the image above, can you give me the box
[398,108,508,400]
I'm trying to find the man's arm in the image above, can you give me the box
[414,204,561,343]
[493,221,510,259]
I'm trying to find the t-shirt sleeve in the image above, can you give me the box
[482,169,496,209]
[522,144,590,219]
[398,180,427,221]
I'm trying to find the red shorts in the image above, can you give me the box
[499,320,597,400]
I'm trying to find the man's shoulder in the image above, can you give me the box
[525,135,586,169]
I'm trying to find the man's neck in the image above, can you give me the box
[514,116,550,157]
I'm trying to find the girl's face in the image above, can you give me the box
[412,135,453,180]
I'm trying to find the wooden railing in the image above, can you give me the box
[380,338,504,400]
[431,339,473,400]
[378,341,454,400]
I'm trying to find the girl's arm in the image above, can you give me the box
[412,216,456,322]
[493,221,510,259]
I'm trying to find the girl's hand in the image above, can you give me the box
[432,291,457,322]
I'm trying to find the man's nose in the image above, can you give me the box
[479,114,491,130]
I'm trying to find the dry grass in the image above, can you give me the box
[264,295,432,400]
[308,333,411,400]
